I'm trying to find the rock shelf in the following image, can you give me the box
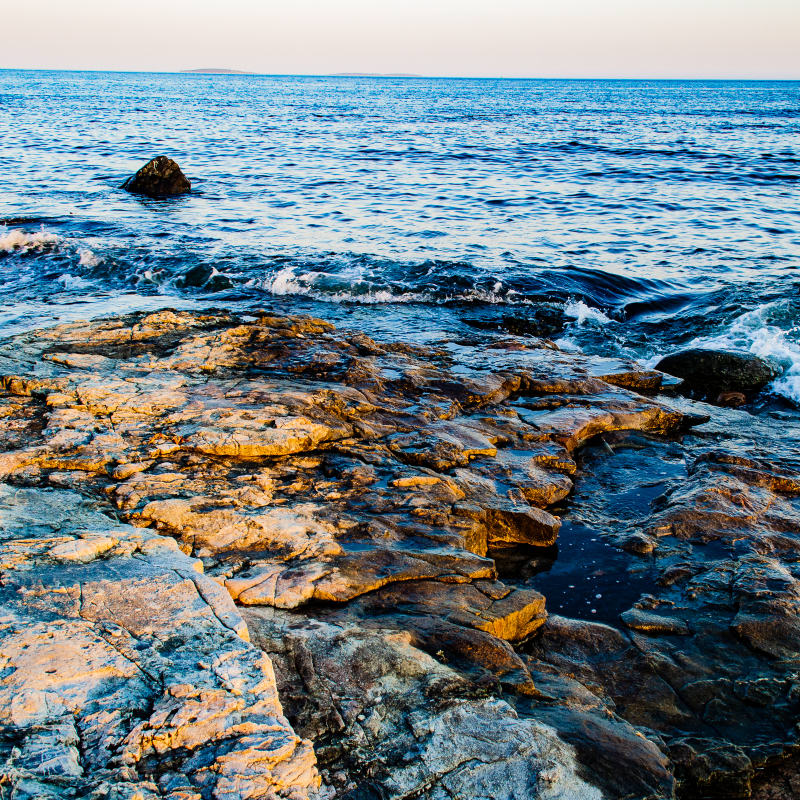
[0,309,798,798]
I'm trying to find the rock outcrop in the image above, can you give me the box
[0,484,319,800]
[121,157,191,198]
[0,308,798,798]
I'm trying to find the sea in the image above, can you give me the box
[1,71,799,402]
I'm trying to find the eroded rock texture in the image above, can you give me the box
[0,308,797,798]
[0,485,318,800]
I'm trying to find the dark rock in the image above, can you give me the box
[655,348,780,398]
[620,608,692,636]
[620,531,656,555]
[179,264,214,288]
[464,305,566,338]
[121,156,191,197]
[176,264,232,291]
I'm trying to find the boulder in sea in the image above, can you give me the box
[655,347,779,398]
[121,155,191,197]
[176,264,233,291]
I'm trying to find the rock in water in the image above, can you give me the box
[655,347,779,397]
[121,156,191,197]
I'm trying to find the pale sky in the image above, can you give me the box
[3,0,799,78]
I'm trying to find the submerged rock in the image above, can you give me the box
[121,156,191,197]
[464,304,566,338]
[655,347,780,398]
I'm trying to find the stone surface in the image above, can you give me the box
[0,484,320,799]
[121,156,191,197]
[0,308,797,798]
[655,348,780,397]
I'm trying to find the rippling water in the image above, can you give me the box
[1,72,799,397]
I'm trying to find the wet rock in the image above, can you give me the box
[620,608,692,636]
[716,390,747,407]
[246,609,604,800]
[620,531,656,555]
[655,348,780,397]
[176,263,233,291]
[464,304,566,338]
[526,413,800,799]
[121,156,191,197]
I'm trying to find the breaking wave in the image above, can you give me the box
[0,228,61,253]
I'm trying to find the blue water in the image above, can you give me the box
[2,72,800,396]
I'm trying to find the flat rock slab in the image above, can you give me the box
[4,309,795,799]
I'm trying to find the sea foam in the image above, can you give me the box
[0,228,60,253]
[563,300,612,325]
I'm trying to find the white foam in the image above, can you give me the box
[553,337,582,352]
[563,300,612,325]
[261,264,541,306]
[263,265,425,304]
[328,287,422,304]
[57,273,95,291]
[78,248,101,267]
[0,228,60,253]
[265,265,321,296]
[454,284,525,305]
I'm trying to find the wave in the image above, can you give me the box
[57,273,96,291]
[6,230,797,409]
[78,248,102,267]
[563,300,612,325]
[253,257,688,316]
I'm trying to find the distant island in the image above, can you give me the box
[181,69,422,77]
[333,72,422,78]
[181,68,253,75]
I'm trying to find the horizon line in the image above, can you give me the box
[1,67,800,81]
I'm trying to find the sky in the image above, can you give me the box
[2,0,799,78]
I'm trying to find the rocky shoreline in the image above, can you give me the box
[0,309,798,799]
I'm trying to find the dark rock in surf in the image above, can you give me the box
[177,264,233,291]
[655,348,779,398]
[121,156,191,198]
[465,305,566,338]
[620,532,655,555]
[716,390,747,408]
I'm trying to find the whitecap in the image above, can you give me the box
[327,287,423,304]
[78,248,101,267]
[262,265,425,304]
[0,228,60,253]
[57,273,95,290]
[553,337,582,352]
[563,300,612,325]
[265,265,320,296]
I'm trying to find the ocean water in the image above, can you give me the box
[1,71,799,399]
